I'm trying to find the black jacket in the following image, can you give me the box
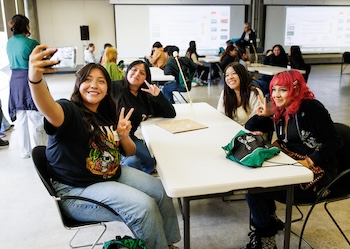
[246,99,343,175]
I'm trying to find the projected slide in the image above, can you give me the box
[285,7,350,53]
[149,6,230,55]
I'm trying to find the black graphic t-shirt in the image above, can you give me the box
[45,99,122,187]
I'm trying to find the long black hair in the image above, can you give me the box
[115,60,151,108]
[223,62,259,119]
[71,63,117,149]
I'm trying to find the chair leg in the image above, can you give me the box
[69,223,107,249]
[173,92,188,103]
[290,230,314,249]
[292,205,304,223]
[324,201,350,246]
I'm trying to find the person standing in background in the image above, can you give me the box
[240,22,257,62]
[6,14,47,158]
[84,43,97,64]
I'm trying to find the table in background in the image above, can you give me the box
[248,63,306,75]
[150,67,174,84]
[199,56,220,82]
[141,102,313,249]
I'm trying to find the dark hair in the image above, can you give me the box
[223,62,259,119]
[167,46,179,57]
[104,43,113,49]
[219,45,237,62]
[87,43,94,49]
[272,44,287,56]
[71,63,117,149]
[116,60,151,108]
[152,41,163,48]
[9,14,30,35]
[289,45,305,69]
[237,48,247,60]
[186,40,198,56]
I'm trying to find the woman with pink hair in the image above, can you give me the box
[242,70,342,249]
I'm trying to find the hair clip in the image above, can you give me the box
[293,80,298,89]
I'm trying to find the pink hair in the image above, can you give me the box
[269,70,314,122]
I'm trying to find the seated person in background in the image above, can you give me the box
[217,62,263,126]
[112,60,176,174]
[84,43,98,64]
[218,39,234,56]
[288,45,310,82]
[288,45,306,69]
[185,40,209,84]
[243,70,342,249]
[101,46,124,81]
[263,44,288,68]
[145,41,167,69]
[219,45,239,71]
[162,46,198,104]
[237,47,251,69]
[255,45,289,96]
[99,43,112,63]
[28,45,181,249]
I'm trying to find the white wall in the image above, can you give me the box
[37,0,116,65]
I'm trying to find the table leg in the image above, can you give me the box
[183,197,190,249]
[284,186,294,249]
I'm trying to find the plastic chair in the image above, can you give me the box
[341,52,350,75]
[32,146,136,249]
[289,122,350,249]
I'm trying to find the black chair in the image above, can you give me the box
[303,64,311,82]
[215,63,224,85]
[32,146,136,249]
[289,122,350,249]
[341,52,350,75]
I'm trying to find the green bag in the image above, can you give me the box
[103,235,147,249]
[222,130,280,167]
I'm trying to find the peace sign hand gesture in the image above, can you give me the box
[141,80,161,97]
[117,107,134,140]
[256,95,271,117]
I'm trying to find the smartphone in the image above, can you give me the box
[45,47,77,68]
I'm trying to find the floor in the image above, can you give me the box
[1,64,350,249]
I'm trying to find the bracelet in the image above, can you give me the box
[28,78,42,84]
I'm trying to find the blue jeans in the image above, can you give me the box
[162,81,185,104]
[121,137,156,174]
[53,166,181,249]
[0,99,10,136]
